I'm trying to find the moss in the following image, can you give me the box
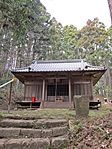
[0,112,3,120]
[1,104,112,120]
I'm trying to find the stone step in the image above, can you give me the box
[0,119,68,129]
[0,126,68,139]
[0,138,50,149]
[0,137,69,149]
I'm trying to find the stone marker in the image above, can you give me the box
[74,95,89,118]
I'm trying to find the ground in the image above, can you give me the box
[69,112,112,149]
[0,104,111,119]
[0,104,112,149]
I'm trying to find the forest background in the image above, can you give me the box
[0,0,112,101]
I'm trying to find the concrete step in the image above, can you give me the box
[0,126,68,139]
[0,137,69,149]
[0,119,68,129]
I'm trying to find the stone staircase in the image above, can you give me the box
[0,117,70,149]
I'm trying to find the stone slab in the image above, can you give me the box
[0,119,68,129]
[42,129,52,138]
[51,136,69,149]
[52,126,68,137]
[20,128,42,138]
[0,119,34,128]
[0,139,6,149]
[0,128,20,138]
[4,138,50,149]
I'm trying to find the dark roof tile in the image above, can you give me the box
[11,59,106,72]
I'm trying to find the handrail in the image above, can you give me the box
[0,76,16,89]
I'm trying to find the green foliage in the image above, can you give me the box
[0,0,112,98]
[0,0,45,41]
[104,86,112,98]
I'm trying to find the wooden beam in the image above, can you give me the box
[41,79,45,108]
[74,81,91,84]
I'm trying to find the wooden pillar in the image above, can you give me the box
[90,77,93,100]
[45,84,47,101]
[8,82,12,113]
[69,75,72,106]
[55,78,57,101]
[24,85,26,101]
[41,79,45,108]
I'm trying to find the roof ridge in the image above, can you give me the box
[32,59,84,64]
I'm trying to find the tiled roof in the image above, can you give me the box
[11,59,106,73]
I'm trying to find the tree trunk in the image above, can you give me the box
[107,0,112,24]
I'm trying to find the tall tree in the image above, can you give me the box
[0,0,51,75]
[107,0,112,24]
[0,0,42,41]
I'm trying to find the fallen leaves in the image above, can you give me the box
[70,113,112,149]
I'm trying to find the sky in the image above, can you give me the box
[41,0,111,29]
